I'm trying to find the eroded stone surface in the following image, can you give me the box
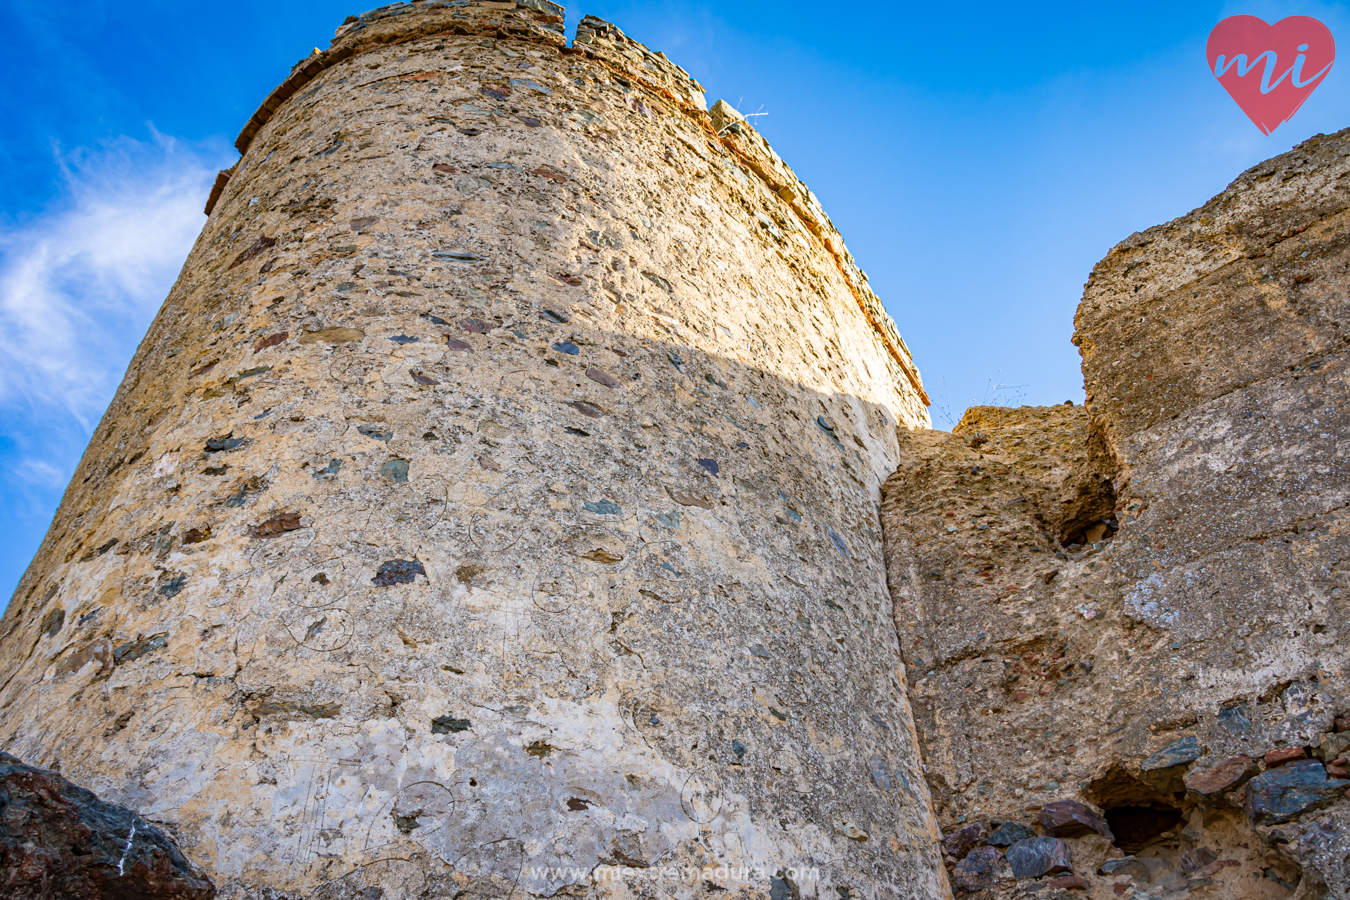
[881,129,1350,898]
[0,3,943,899]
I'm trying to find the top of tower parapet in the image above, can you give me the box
[234,1,708,154]
[224,0,928,404]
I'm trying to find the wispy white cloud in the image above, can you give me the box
[0,132,233,608]
[0,132,229,429]
[8,457,68,491]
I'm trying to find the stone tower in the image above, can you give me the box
[0,3,945,898]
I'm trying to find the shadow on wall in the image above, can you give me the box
[0,304,946,898]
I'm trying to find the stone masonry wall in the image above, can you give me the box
[882,130,1350,900]
[0,3,946,899]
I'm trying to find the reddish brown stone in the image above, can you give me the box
[1328,764,1349,778]
[1335,717,1350,733]
[952,846,1005,893]
[53,638,113,679]
[532,165,569,183]
[252,331,288,353]
[0,753,215,899]
[410,370,440,386]
[1048,874,1088,890]
[228,234,276,269]
[1184,755,1257,795]
[1264,747,1308,768]
[1038,799,1112,838]
[182,527,211,545]
[586,366,621,388]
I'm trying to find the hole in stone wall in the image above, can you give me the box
[1069,518,1118,547]
[1084,763,1304,898]
[1104,804,1185,854]
[1085,763,1171,809]
[1055,471,1118,546]
[1087,765,1187,853]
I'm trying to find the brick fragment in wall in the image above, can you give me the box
[881,128,1350,898]
[0,4,944,899]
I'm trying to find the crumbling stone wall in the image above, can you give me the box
[0,2,946,898]
[882,129,1350,899]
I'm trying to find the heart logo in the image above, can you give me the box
[1207,15,1335,135]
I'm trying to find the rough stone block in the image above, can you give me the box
[1038,800,1113,839]
[0,752,215,899]
[1184,756,1256,796]
[1245,760,1350,824]
[952,845,1006,893]
[986,821,1036,847]
[1006,836,1072,879]
[942,821,987,859]
[1265,747,1309,768]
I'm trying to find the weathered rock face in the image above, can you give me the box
[0,2,944,899]
[0,752,216,900]
[882,129,1350,898]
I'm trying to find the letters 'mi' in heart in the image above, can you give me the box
[1207,16,1335,135]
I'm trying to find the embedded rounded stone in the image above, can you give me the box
[1100,857,1150,879]
[1314,732,1350,762]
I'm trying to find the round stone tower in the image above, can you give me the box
[0,3,943,898]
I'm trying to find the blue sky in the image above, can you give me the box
[2,0,1348,605]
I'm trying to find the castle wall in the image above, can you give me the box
[881,130,1350,898]
[0,3,945,898]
